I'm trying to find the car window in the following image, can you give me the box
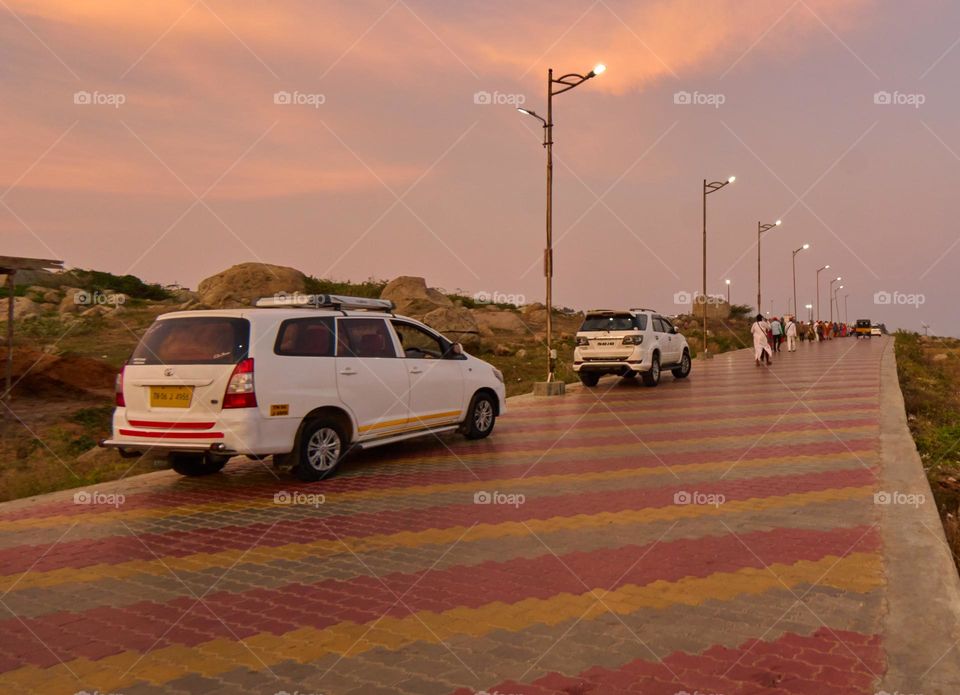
[581,314,636,331]
[659,318,675,333]
[635,314,648,331]
[275,317,335,357]
[392,321,446,359]
[130,317,249,365]
[652,317,666,333]
[337,318,397,358]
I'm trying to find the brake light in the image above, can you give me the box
[622,335,643,345]
[223,358,257,409]
[576,336,589,346]
[115,366,126,407]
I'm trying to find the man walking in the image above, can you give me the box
[785,316,798,352]
[770,316,783,352]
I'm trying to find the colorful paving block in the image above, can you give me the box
[0,340,894,694]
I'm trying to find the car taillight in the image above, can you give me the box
[622,335,643,345]
[223,358,257,409]
[576,336,589,346]
[115,366,126,407]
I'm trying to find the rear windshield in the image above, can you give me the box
[580,314,646,331]
[856,320,871,327]
[130,317,250,365]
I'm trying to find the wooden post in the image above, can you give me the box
[4,270,14,401]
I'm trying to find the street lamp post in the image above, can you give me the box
[703,176,736,358]
[725,279,731,305]
[518,63,605,386]
[791,243,810,317]
[756,219,782,314]
[829,277,842,323]
[805,303,814,323]
[832,285,844,326]
[815,265,831,323]
[843,293,849,325]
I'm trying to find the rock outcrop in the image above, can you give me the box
[380,276,480,349]
[197,263,307,308]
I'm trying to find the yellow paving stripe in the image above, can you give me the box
[0,424,877,533]
[0,485,874,593]
[0,551,883,692]
[0,447,877,533]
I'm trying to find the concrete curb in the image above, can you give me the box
[879,337,960,693]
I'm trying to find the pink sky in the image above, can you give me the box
[2,0,957,335]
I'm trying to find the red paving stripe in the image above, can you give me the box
[0,429,879,525]
[0,466,877,576]
[0,526,880,669]
[454,627,884,694]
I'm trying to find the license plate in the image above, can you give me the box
[150,385,194,408]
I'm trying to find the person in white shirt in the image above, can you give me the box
[752,314,772,366]
[785,316,799,352]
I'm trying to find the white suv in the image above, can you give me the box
[573,309,691,387]
[101,294,506,481]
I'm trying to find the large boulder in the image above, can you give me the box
[474,309,530,338]
[197,263,307,308]
[422,305,481,350]
[380,276,453,316]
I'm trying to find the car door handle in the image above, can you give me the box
[409,366,423,374]
[339,368,357,375]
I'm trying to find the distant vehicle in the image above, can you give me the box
[573,308,691,387]
[100,294,506,481]
[871,326,883,337]
[855,319,872,338]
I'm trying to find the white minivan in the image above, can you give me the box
[101,294,506,481]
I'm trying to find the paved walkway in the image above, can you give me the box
[0,336,957,694]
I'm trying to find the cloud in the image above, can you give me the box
[0,0,874,198]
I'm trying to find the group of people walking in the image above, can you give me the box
[752,315,848,366]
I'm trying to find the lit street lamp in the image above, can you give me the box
[815,264,831,323]
[805,303,814,323]
[518,62,605,387]
[725,279,731,304]
[829,277,842,323]
[702,176,736,358]
[791,243,810,317]
[833,284,844,324]
[757,219,782,313]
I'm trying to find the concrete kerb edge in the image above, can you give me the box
[879,337,960,693]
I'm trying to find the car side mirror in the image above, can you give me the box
[671,326,678,334]
[445,342,464,359]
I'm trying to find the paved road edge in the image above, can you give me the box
[879,337,960,693]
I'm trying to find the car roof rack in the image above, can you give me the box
[254,293,395,312]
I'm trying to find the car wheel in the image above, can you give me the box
[578,372,600,387]
[169,452,229,476]
[671,350,691,379]
[294,419,345,482]
[642,354,661,387]
[462,392,497,440]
